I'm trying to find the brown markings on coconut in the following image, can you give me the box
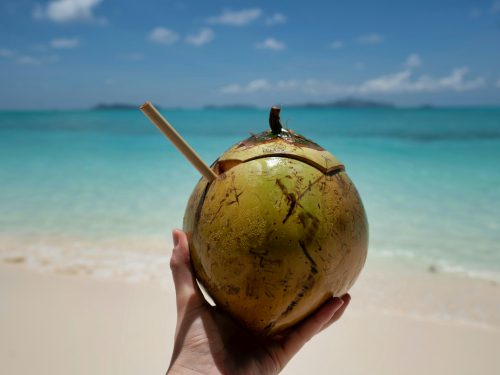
[243,172,328,328]
[208,197,225,224]
[222,284,241,295]
[193,180,211,230]
[264,241,317,332]
[227,174,243,205]
[275,179,299,223]
[264,177,324,332]
[299,240,318,274]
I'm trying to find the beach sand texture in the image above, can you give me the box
[1,261,499,375]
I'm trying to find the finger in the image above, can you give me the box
[319,293,351,333]
[280,296,344,357]
[275,294,351,340]
[170,229,205,311]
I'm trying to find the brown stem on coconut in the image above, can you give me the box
[269,106,283,135]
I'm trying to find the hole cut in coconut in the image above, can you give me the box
[212,155,344,176]
[213,159,243,175]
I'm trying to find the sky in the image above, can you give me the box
[0,0,500,109]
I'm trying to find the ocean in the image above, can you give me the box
[1,107,500,283]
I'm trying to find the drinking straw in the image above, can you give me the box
[140,101,218,182]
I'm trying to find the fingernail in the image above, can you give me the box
[172,230,180,247]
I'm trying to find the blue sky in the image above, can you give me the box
[1,0,499,109]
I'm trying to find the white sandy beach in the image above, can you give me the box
[1,261,499,375]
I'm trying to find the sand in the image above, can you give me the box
[1,263,499,375]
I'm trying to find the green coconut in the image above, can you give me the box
[183,107,368,335]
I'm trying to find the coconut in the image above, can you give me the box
[183,107,368,335]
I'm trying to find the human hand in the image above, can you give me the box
[167,229,351,375]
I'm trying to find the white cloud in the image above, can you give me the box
[329,40,343,49]
[16,55,59,65]
[405,53,422,68]
[356,67,484,93]
[492,1,500,13]
[359,71,415,93]
[357,33,384,44]
[219,68,485,95]
[186,28,215,46]
[207,8,261,26]
[470,8,483,18]
[220,79,271,94]
[148,27,179,45]
[1,47,59,65]
[51,37,80,49]
[256,38,286,51]
[33,0,104,23]
[266,13,287,26]
[0,48,16,58]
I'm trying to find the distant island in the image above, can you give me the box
[93,103,139,110]
[204,104,258,110]
[288,98,395,109]
[92,98,407,111]
[92,103,187,110]
[204,99,395,109]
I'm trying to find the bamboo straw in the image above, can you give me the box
[140,101,218,182]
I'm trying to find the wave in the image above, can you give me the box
[369,247,500,283]
[3,240,500,287]
[1,245,171,286]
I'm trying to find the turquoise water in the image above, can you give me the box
[1,108,500,281]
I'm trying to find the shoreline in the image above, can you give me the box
[1,263,499,375]
[2,241,500,331]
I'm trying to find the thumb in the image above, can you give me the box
[170,229,205,312]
